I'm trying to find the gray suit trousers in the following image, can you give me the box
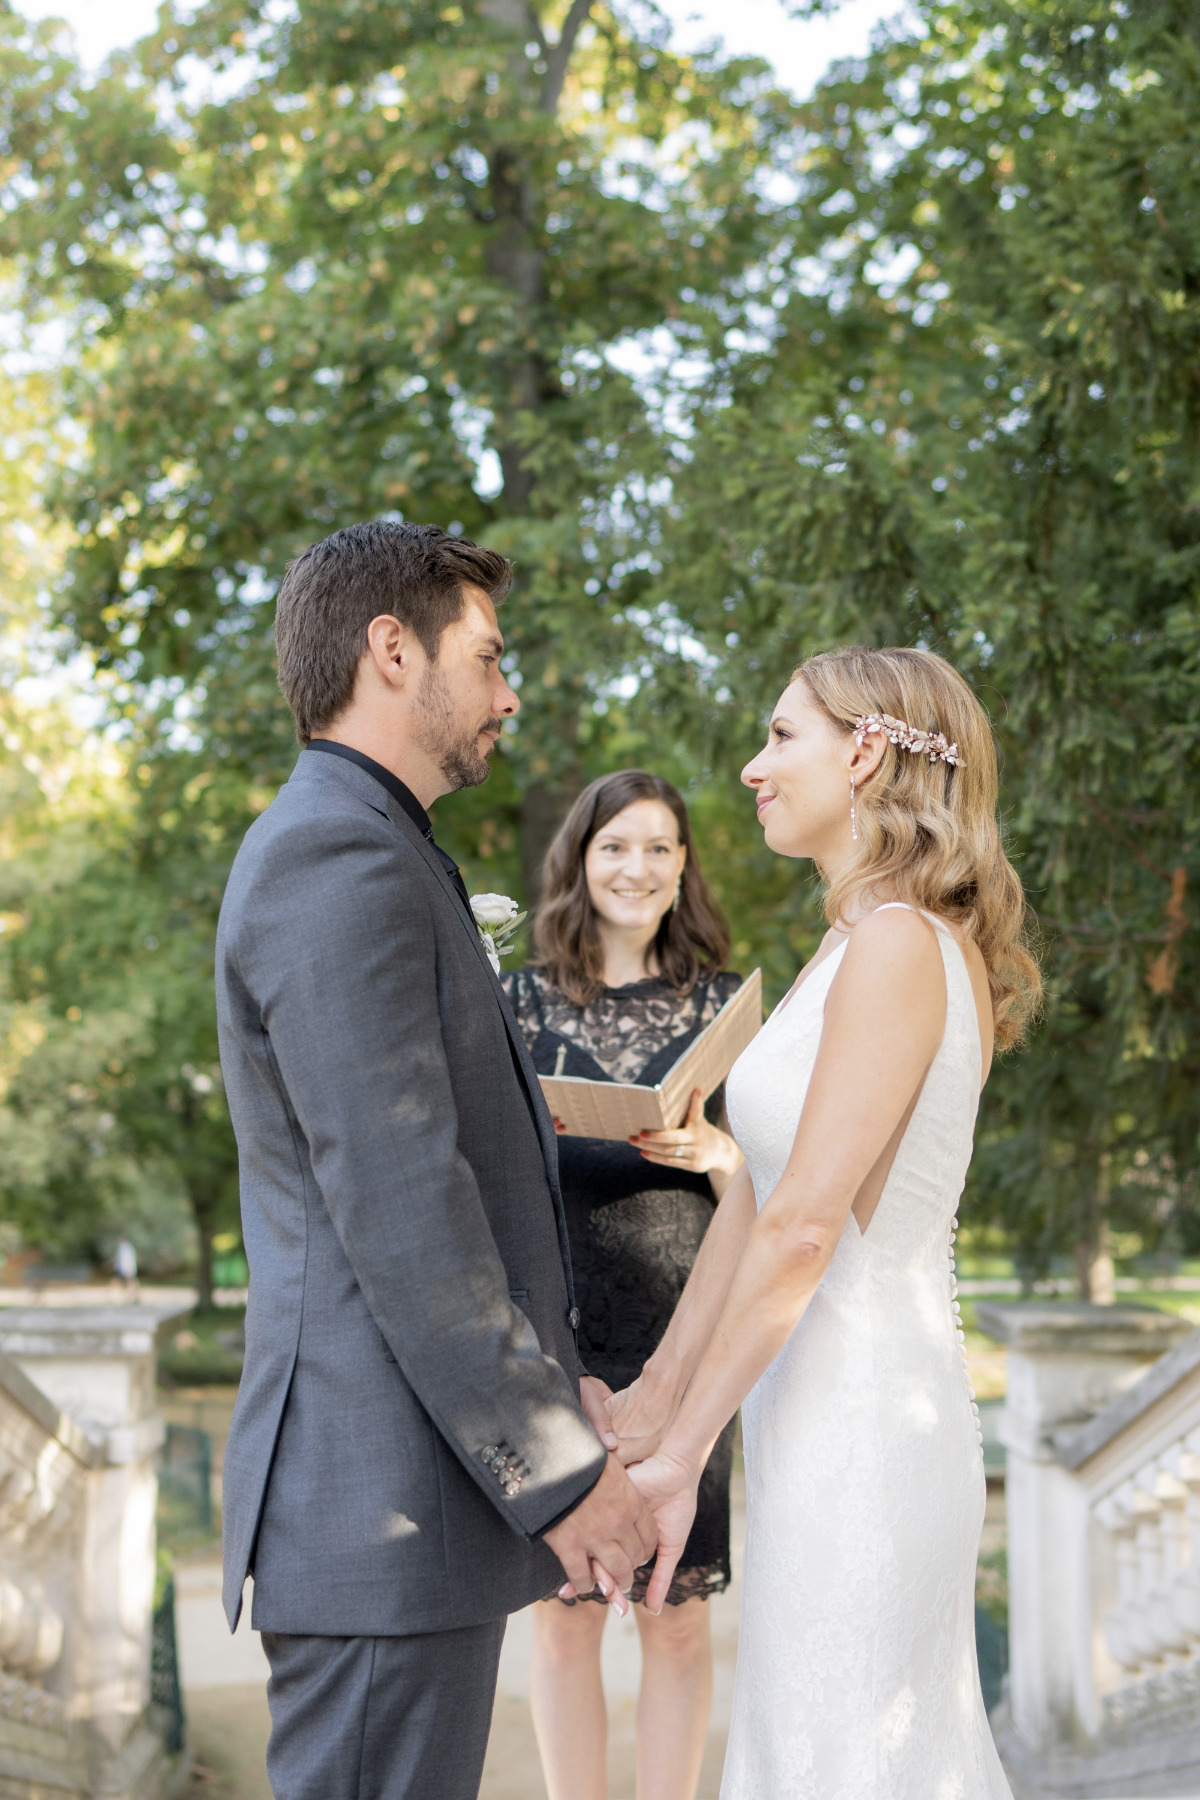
[261,1622,506,1800]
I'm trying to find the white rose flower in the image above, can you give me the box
[469,892,526,978]
[470,893,521,929]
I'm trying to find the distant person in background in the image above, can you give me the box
[113,1238,138,1290]
[504,769,744,1800]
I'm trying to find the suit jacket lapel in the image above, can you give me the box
[377,803,574,1288]
[292,751,568,1224]
[317,761,564,1181]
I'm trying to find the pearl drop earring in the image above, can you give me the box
[850,776,858,841]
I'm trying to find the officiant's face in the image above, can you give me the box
[584,800,687,935]
[413,586,519,791]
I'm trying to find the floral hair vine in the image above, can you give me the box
[854,712,964,769]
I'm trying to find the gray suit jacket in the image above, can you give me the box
[215,749,606,1635]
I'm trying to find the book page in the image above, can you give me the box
[537,1077,675,1139]
[658,968,763,1126]
[538,970,763,1141]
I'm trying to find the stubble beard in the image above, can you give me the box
[414,663,496,791]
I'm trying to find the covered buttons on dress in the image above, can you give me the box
[948,1217,985,1458]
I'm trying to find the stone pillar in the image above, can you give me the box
[977,1302,1190,1752]
[0,1296,191,1785]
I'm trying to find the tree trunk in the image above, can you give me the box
[481,0,594,891]
[520,778,581,907]
[194,1215,214,1311]
[1075,1206,1114,1304]
[485,158,546,516]
[481,0,592,513]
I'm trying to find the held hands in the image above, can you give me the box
[604,1370,677,1467]
[601,1367,699,1615]
[543,1453,657,1620]
[631,1089,741,1176]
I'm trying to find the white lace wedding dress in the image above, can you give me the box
[721,906,1011,1799]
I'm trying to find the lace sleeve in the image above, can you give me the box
[702,969,745,1023]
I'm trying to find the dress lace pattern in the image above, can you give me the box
[720,911,1011,1799]
[505,966,741,1607]
[507,973,734,1086]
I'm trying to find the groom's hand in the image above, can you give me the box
[543,1453,657,1598]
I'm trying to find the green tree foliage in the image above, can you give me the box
[650,0,1200,1283]
[0,0,800,884]
[0,695,240,1291]
[0,0,803,1286]
[2,0,1198,1289]
[0,354,233,1290]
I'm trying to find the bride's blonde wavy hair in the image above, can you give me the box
[796,645,1041,1050]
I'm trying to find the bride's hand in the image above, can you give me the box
[578,1375,619,1452]
[606,1372,679,1467]
[627,1448,699,1615]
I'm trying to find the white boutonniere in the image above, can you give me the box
[470,892,525,976]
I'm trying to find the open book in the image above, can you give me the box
[538,969,763,1140]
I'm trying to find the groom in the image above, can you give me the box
[215,520,656,1799]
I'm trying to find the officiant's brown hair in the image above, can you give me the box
[533,771,731,1006]
[274,520,513,743]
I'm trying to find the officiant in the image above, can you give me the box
[503,768,743,1800]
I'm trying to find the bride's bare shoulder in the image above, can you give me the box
[822,907,947,1060]
[844,904,945,963]
[833,904,945,1006]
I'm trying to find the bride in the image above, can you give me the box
[606,645,1039,1797]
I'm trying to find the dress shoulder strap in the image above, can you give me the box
[872,901,951,936]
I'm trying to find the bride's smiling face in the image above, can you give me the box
[741,679,866,862]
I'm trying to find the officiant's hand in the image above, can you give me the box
[543,1453,657,1601]
[631,1089,742,1176]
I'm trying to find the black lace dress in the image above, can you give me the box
[504,965,742,1607]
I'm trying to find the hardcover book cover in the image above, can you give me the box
[538,969,763,1140]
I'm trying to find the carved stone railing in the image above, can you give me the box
[980,1301,1200,1800]
[0,1294,192,1798]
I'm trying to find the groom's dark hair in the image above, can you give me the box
[274,520,514,743]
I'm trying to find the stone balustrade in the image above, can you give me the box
[0,1292,192,1799]
[980,1300,1200,1800]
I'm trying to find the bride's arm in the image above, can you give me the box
[606,1160,759,1460]
[632,908,949,1609]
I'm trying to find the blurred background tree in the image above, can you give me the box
[0,0,1197,1298]
[0,345,236,1293]
[648,0,1200,1291]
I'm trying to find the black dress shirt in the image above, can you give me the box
[305,739,474,916]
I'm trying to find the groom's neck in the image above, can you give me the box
[309,718,446,811]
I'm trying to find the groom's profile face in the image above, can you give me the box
[413,586,519,792]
